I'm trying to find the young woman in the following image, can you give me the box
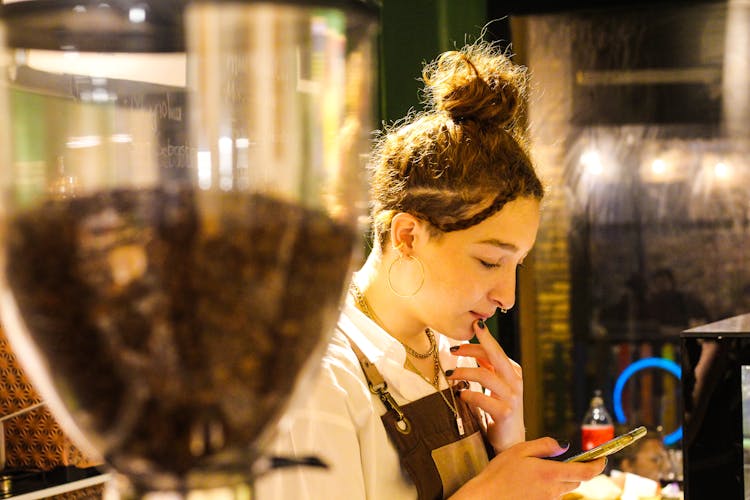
[256,41,605,499]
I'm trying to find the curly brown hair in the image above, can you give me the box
[369,41,545,248]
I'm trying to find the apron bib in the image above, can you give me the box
[340,327,494,499]
[381,387,493,499]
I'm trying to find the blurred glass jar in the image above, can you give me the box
[0,0,378,496]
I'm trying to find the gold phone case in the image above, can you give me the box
[565,426,647,462]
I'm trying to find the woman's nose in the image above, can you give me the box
[489,267,517,311]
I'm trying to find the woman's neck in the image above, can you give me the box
[354,253,432,353]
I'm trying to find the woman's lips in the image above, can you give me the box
[470,311,492,320]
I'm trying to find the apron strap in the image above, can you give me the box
[337,327,412,434]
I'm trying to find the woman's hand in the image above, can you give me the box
[447,318,524,451]
[449,438,606,500]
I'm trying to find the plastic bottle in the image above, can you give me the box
[581,390,615,451]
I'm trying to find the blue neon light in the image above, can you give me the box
[612,357,682,445]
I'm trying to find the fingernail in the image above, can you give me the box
[556,439,570,449]
[445,369,454,377]
[477,319,485,329]
[450,345,460,352]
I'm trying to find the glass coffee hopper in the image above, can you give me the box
[0,0,378,497]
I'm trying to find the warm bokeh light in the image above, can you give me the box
[651,158,667,176]
[581,150,604,175]
[714,161,731,179]
[640,146,687,184]
[129,7,147,24]
[66,135,101,149]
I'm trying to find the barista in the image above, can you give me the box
[256,41,605,499]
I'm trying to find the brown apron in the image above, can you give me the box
[341,329,494,500]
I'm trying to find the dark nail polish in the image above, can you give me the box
[450,345,460,352]
[477,319,485,329]
[445,369,454,377]
[556,440,570,449]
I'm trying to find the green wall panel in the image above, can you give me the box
[380,0,488,122]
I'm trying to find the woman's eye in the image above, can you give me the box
[479,258,525,270]
[479,259,501,269]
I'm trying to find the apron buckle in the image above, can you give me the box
[371,384,412,435]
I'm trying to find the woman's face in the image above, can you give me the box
[413,196,541,340]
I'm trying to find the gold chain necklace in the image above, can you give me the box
[349,282,436,358]
[404,349,441,387]
[349,282,465,436]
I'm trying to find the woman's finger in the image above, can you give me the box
[453,343,521,379]
[458,387,514,418]
[448,365,514,398]
[473,320,521,383]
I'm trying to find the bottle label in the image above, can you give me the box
[581,425,614,451]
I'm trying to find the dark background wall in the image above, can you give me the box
[380,0,492,122]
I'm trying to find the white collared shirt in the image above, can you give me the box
[254,298,481,500]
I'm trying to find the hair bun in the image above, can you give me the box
[422,43,527,128]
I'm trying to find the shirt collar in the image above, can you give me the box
[340,297,406,367]
[339,297,453,400]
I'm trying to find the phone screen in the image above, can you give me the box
[564,426,647,463]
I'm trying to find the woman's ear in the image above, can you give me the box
[389,213,423,253]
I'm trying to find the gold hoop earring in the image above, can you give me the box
[387,254,425,298]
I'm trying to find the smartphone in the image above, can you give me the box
[564,426,647,463]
